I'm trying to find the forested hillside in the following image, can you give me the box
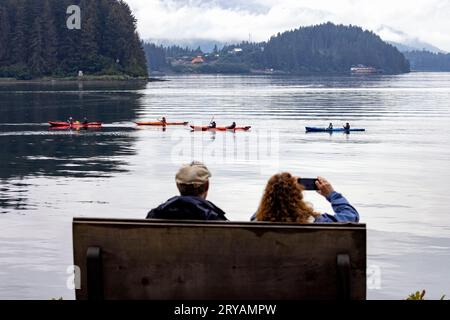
[144,23,410,75]
[256,23,410,74]
[403,50,450,71]
[0,0,148,79]
[143,43,201,72]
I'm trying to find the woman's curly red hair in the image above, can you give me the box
[255,172,319,223]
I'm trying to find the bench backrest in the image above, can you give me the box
[73,218,366,300]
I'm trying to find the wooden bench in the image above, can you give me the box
[73,218,366,300]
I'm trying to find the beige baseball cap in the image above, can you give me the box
[175,161,211,185]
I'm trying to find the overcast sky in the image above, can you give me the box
[124,0,450,51]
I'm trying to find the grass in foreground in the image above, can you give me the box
[407,290,446,300]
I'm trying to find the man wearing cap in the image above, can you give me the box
[146,161,228,221]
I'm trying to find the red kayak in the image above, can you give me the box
[48,121,103,128]
[190,125,251,132]
[135,121,189,126]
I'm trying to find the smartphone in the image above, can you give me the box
[298,178,318,191]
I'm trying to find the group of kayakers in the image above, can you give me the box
[154,116,235,129]
[159,117,348,131]
[60,116,355,133]
[328,122,351,130]
[59,116,240,130]
[157,116,237,130]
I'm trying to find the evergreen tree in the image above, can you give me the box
[143,43,168,72]
[0,4,10,63]
[29,12,45,75]
[42,0,58,73]
[80,0,100,72]
[11,0,28,66]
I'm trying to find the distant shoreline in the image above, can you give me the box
[3,71,447,84]
[152,70,450,76]
[0,75,165,84]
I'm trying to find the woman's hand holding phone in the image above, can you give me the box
[316,177,335,198]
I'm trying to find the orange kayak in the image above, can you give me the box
[135,121,189,126]
[190,125,251,132]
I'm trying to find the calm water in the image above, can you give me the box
[1,74,450,300]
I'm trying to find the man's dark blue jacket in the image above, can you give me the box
[147,196,228,221]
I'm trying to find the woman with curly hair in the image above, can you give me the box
[253,173,359,223]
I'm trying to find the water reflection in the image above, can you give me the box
[0,183,32,213]
[0,133,136,179]
[0,82,146,215]
[0,82,147,124]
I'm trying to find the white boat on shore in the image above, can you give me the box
[350,65,378,74]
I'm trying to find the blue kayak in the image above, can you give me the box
[306,127,366,133]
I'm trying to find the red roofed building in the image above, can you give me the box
[191,56,205,64]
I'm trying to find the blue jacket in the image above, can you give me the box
[147,196,228,221]
[251,192,359,223]
[314,192,359,223]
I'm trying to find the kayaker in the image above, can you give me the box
[159,117,167,126]
[227,122,237,130]
[147,161,227,221]
[251,173,359,223]
[328,123,333,130]
[82,117,89,125]
[209,121,217,129]
[68,117,74,125]
[344,123,351,130]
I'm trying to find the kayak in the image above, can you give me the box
[306,127,365,133]
[135,121,189,126]
[49,121,103,128]
[191,125,252,132]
